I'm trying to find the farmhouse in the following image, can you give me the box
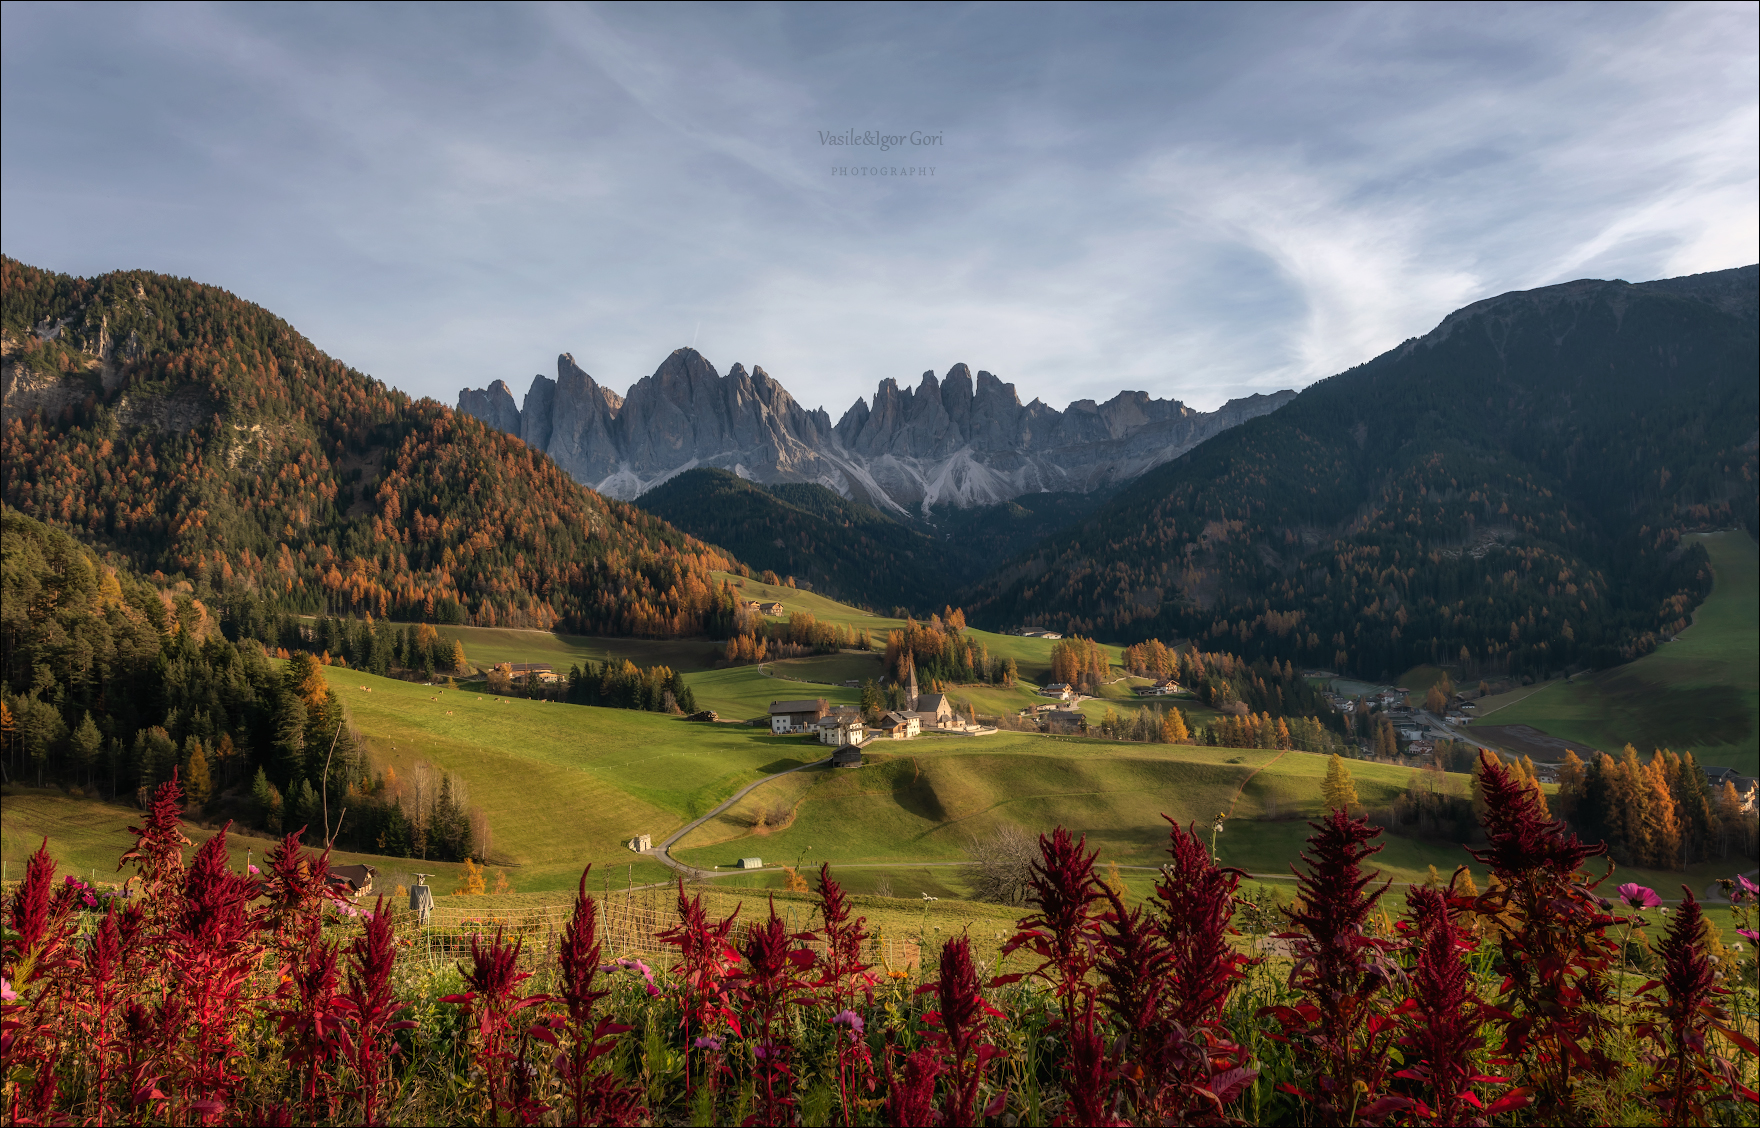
[758,601,785,615]
[819,715,866,747]
[1045,709,1085,734]
[1133,679,1180,697]
[328,864,377,897]
[1039,683,1075,701]
[1017,628,1063,639]
[497,662,558,685]
[875,711,922,739]
[769,698,829,733]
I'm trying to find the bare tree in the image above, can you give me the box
[965,824,1037,905]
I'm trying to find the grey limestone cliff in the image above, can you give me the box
[459,350,1294,515]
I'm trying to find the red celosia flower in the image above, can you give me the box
[1264,808,1400,1125]
[921,935,1006,1128]
[118,772,192,913]
[1157,818,1252,1029]
[335,896,413,1127]
[275,930,343,1120]
[884,1045,946,1127]
[1374,884,1513,1126]
[1636,888,1754,1121]
[555,868,645,1128]
[656,878,742,1104]
[1466,751,1618,1121]
[157,825,267,1126]
[445,927,550,1124]
[5,840,62,971]
[813,863,876,1124]
[1002,828,1107,1003]
[739,895,815,1127]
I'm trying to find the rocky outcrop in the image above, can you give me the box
[457,379,521,436]
[458,350,1294,515]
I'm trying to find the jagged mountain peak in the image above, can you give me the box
[460,352,1294,514]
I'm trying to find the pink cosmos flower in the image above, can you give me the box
[601,957,660,997]
[248,864,260,875]
[1735,874,1759,902]
[1617,883,1662,909]
[831,1008,865,1043]
[1,978,16,1002]
[1739,929,1759,944]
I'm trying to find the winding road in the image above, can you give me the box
[646,755,832,878]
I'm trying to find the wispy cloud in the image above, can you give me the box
[1,2,1752,414]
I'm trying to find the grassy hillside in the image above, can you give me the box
[0,787,479,891]
[319,667,813,889]
[427,624,725,674]
[671,739,1459,883]
[1472,531,1758,775]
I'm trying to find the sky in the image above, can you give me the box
[2,2,1755,415]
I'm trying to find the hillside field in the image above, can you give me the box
[0,787,483,893]
[1471,531,1758,775]
[318,668,811,889]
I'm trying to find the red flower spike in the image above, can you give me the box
[1263,808,1401,1125]
[1466,751,1620,1121]
[1636,888,1744,1123]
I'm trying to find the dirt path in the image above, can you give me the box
[1225,751,1286,818]
[648,757,830,878]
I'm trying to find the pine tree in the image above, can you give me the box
[450,639,469,674]
[1322,754,1358,812]
[70,712,102,783]
[1161,707,1190,744]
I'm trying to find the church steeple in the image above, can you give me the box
[905,655,919,712]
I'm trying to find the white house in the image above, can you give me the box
[770,698,829,733]
[877,711,921,739]
[819,715,866,747]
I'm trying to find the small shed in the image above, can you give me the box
[329,863,378,898]
[832,746,863,768]
[739,857,763,870]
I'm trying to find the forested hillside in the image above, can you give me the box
[0,508,480,858]
[967,267,1759,680]
[639,467,1106,614]
[1,257,738,637]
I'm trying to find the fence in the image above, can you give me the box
[389,892,921,976]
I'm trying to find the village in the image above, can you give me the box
[766,664,995,768]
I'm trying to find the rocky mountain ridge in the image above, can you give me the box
[459,352,1294,514]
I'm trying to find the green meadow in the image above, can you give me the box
[1473,531,1759,775]
[672,737,1464,884]
[13,542,1745,926]
[318,668,813,890]
[427,624,724,673]
[0,787,479,891]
